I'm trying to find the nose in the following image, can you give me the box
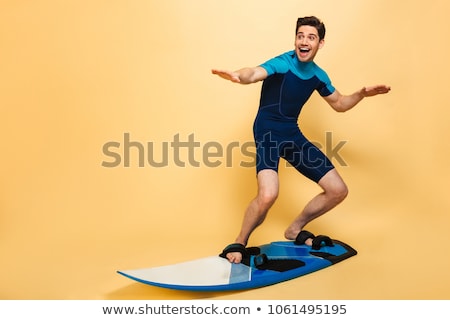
[299,37,308,46]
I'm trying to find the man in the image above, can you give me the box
[212,16,390,264]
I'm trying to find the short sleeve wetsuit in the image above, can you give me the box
[254,50,335,182]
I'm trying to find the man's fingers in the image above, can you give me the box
[212,69,241,83]
[365,85,391,96]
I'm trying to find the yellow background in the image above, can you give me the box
[1,0,450,299]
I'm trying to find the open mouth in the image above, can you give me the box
[299,47,310,54]
[297,47,311,59]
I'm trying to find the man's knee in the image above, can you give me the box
[256,169,279,209]
[319,169,348,203]
[257,188,278,209]
[338,183,349,201]
[330,181,348,203]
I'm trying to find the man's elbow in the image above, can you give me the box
[331,103,348,113]
[335,106,348,113]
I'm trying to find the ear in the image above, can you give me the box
[319,39,325,49]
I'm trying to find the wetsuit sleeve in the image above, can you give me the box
[259,53,290,76]
[315,68,335,97]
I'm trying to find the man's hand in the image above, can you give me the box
[325,84,391,112]
[212,67,268,84]
[361,85,391,97]
[211,69,241,83]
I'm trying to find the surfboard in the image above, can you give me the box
[117,238,357,291]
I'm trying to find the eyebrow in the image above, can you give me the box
[296,32,318,37]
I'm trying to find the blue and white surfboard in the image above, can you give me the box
[117,239,357,291]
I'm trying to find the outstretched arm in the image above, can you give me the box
[324,85,391,112]
[211,66,268,84]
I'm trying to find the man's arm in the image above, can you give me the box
[211,66,268,84]
[324,85,391,112]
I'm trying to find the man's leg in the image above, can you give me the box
[225,169,279,263]
[284,168,348,244]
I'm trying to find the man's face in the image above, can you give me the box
[294,25,324,62]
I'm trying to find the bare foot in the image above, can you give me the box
[220,243,247,264]
[226,252,243,264]
[303,237,313,246]
[285,229,314,246]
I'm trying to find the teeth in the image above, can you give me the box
[300,48,310,52]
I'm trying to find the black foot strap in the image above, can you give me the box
[294,230,315,245]
[219,243,261,266]
[312,235,334,250]
[219,243,247,259]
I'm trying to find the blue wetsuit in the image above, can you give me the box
[254,50,335,182]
